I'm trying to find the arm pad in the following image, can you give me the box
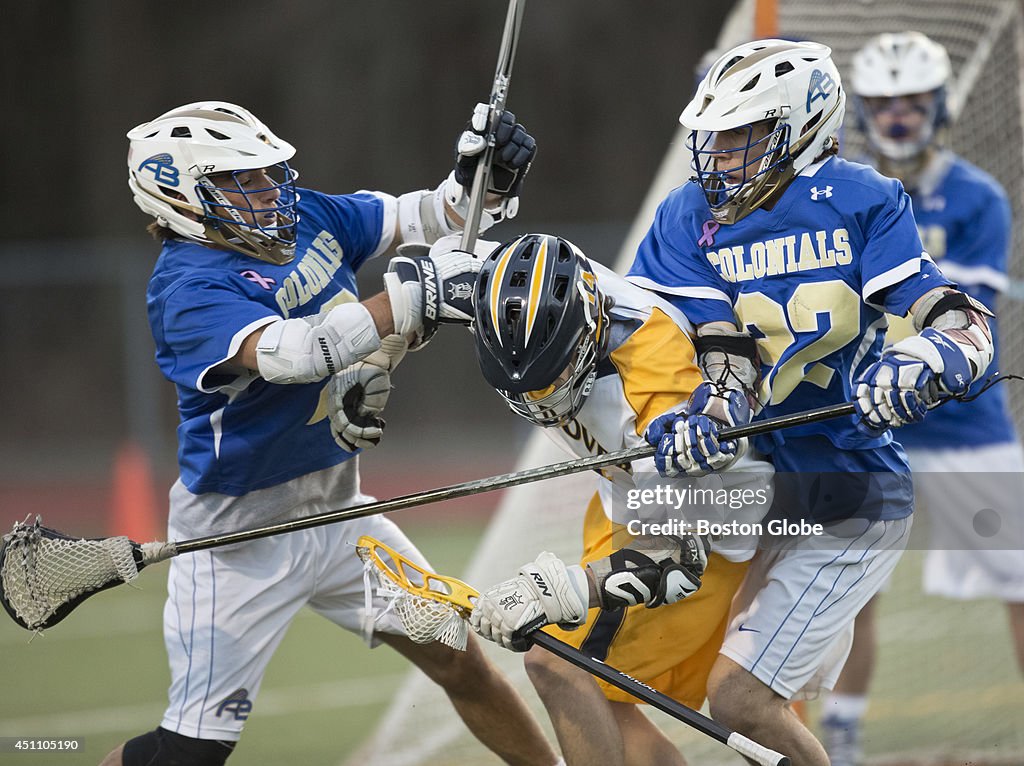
[255,302,381,384]
[694,324,762,410]
[906,288,995,384]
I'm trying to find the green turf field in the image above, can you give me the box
[3,521,1022,766]
[0,518,487,766]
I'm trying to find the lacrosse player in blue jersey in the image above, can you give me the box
[626,40,995,766]
[100,101,561,766]
[819,32,1024,766]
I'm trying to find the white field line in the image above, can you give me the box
[0,674,405,737]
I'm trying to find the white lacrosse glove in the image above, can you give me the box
[383,240,481,350]
[587,534,710,610]
[328,334,408,451]
[470,552,589,652]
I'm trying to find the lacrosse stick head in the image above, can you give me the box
[356,535,478,651]
[0,517,143,632]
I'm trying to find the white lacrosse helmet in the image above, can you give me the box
[851,32,952,161]
[681,39,846,224]
[127,101,300,264]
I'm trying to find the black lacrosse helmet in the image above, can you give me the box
[473,233,608,427]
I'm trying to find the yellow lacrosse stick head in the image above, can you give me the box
[355,535,479,617]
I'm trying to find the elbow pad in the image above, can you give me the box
[256,303,381,384]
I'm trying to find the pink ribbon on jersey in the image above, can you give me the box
[240,270,277,290]
[698,220,720,248]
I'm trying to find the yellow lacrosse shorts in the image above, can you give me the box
[542,492,749,709]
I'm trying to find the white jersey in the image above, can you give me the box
[541,264,773,562]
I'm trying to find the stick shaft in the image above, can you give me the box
[356,540,791,765]
[530,633,790,766]
[168,401,854,557]
[459,0,525,252]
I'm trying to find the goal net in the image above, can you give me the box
[350,1,1024,764]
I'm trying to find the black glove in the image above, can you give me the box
[454,104,536,198]
[587,534,710,610]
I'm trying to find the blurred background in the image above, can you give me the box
[0,0,737,529]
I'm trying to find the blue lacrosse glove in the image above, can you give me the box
[854,328,967,435]
[644,382,751,478]
[891,327,973,396]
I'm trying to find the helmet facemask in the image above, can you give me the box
[855,88,947,163]
[689,118,792,224]
[197,163,300,265]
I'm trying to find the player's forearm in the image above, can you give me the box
[228,297,391,380]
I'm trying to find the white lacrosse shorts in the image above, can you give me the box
[720,516,911,700]
[158,510,429,741]
[908,442,1024,602]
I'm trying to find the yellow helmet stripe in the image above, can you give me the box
[489,236,524,346]
[523,236,549,345]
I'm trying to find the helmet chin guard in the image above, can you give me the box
[127,101,300,264]
[473,234,608,427]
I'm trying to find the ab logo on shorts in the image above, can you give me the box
[216,688,253,721]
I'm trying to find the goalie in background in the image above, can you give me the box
[467,233,774,766]
[102,101,560,766]
[819,32,1024,766]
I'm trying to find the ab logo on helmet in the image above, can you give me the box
[806,69,837,110]
[137,153,180,186]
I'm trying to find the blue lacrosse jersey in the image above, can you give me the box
[147,188,387,495]
[884,151,1017,449]
[628,156,952,487]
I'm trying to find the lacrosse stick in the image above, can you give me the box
[459,0,525,253]
[0,401,857,633]
[0,400,865,633]
[355,535,792,766]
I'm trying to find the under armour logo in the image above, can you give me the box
[806,68,836,111]
[240,269,276,290]
[810,185,833,200]
[447,281,473,301]
[137,153,180,186]
[698,219,720,248]
[500,592,525,611]
[216,688,253,721]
